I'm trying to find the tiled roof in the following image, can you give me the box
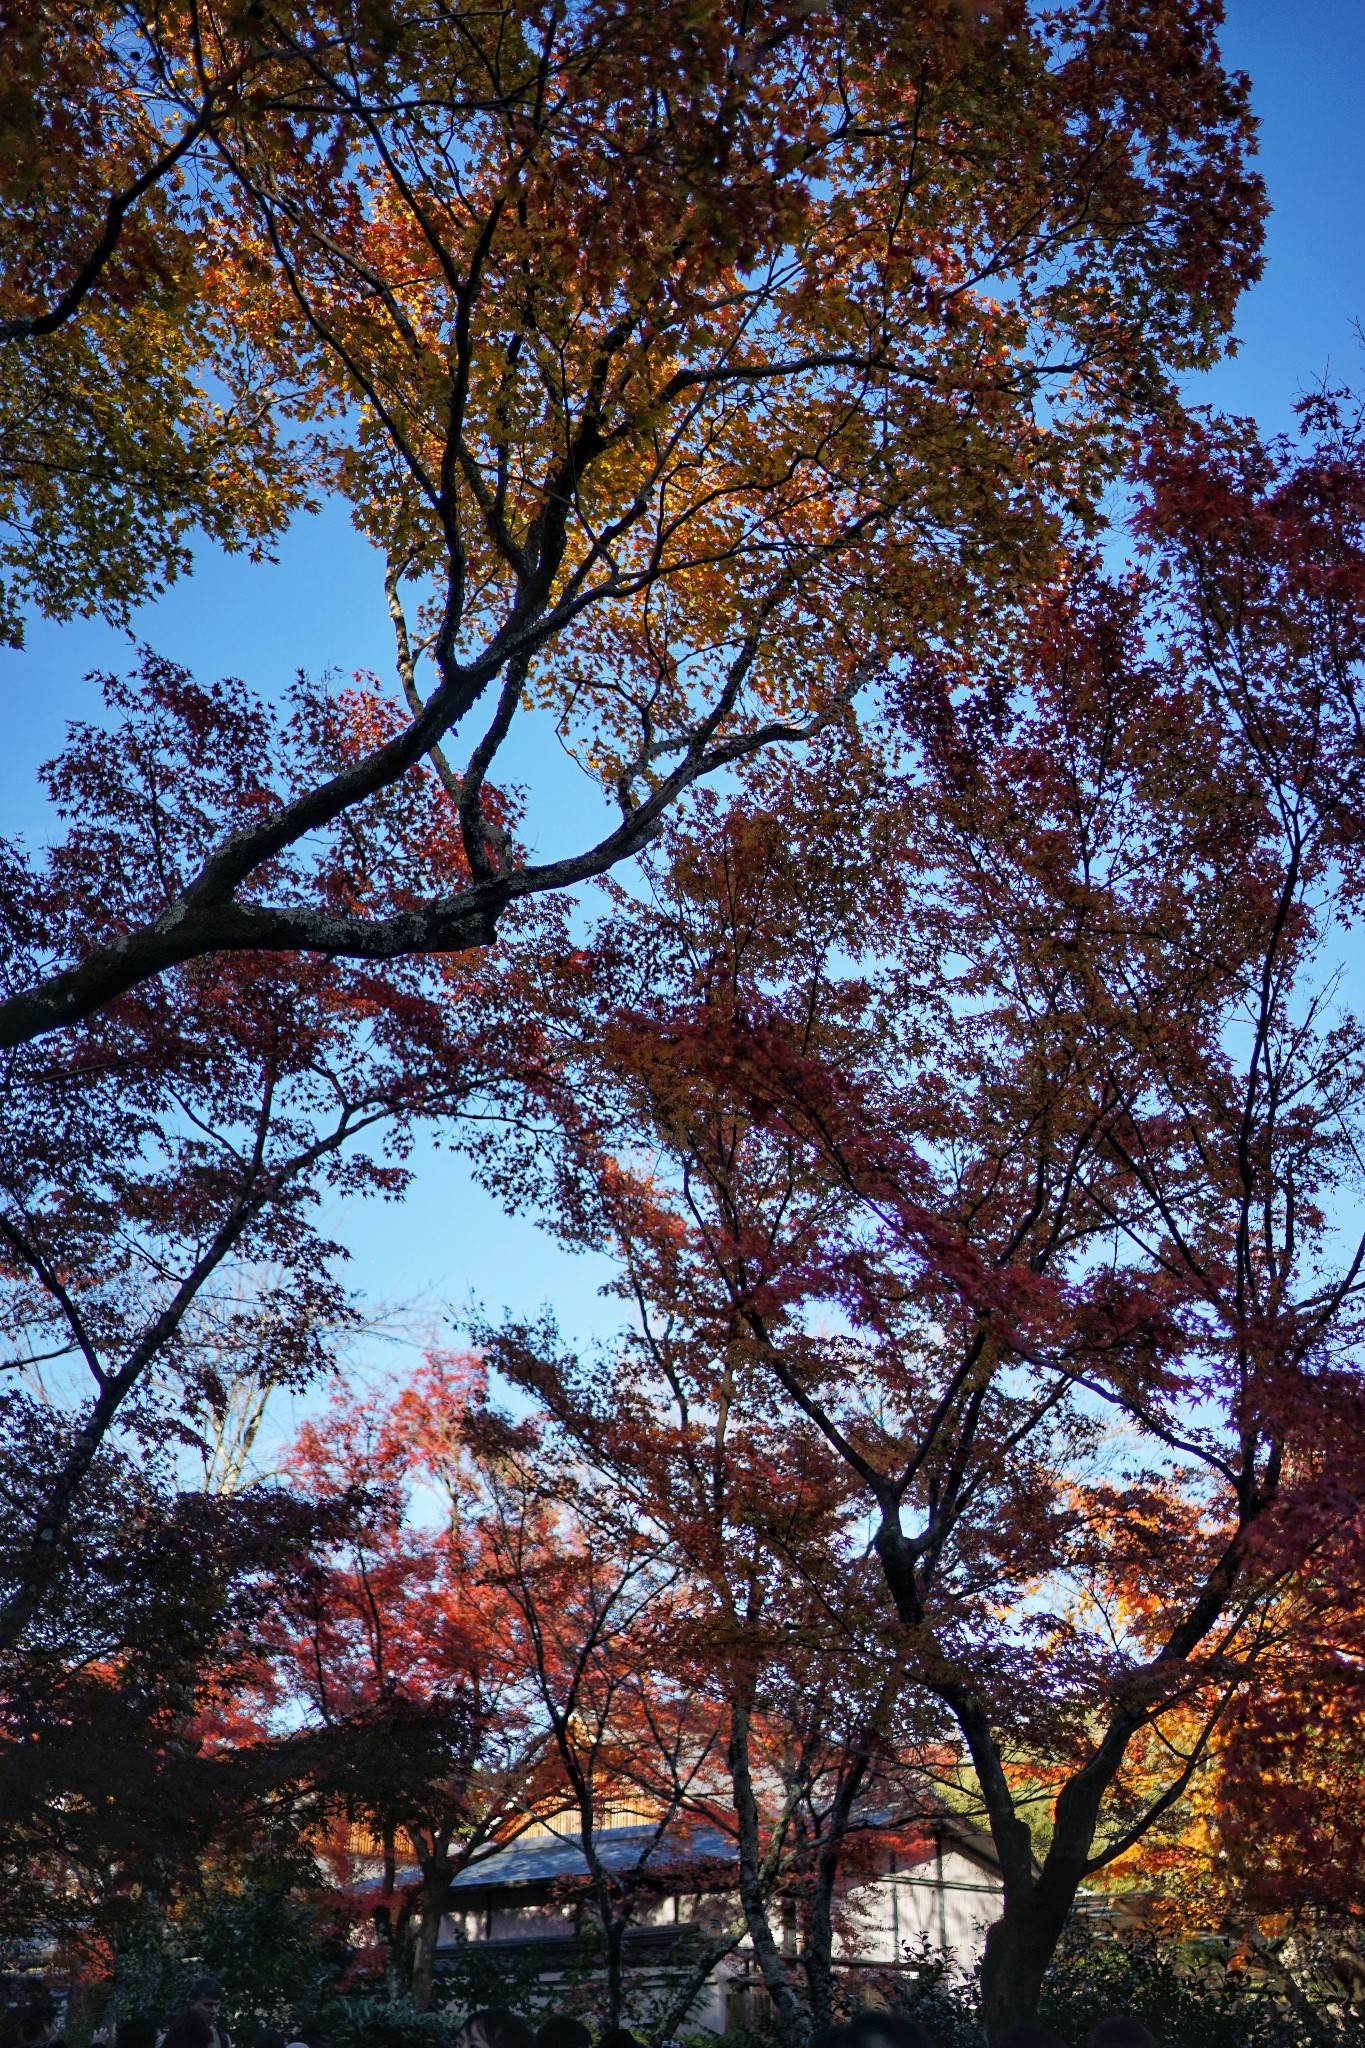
[450,1824,738,1891]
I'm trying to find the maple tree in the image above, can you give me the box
[0,1468,337,1975]
[472,1421,730,2032]
[1216,1669,1365,1944]
[263,1360,745,2028]
[0,2,1324,2024]
[0,0,318,642]
[1,0,1264,1049]
[463,1416,921,2036]
[1102,1585,1365,2012]
[250,1338,939,2033]
[253,1355,583,2011]
[483,1307,946,2038]
[0,0,1271,1696]
[0,657,516,1649]
[471,401,1365,2036]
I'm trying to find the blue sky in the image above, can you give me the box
[3,0,1363,1403]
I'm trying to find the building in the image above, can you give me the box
[436,1809,1006,2030]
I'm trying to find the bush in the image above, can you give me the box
[109,1869,349,2038]
[1037,1929,1310,2047]
[301,1997,463,2048]
[883,1925,1365,2048]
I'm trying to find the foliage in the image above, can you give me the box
[885,1924,1365,2048]
[1035,1928,1317,2048]
[465,399,1365,2034]
[0,0,1265,1048]
[0,21,1278,1994]
[0,1480,346,1968]
[302,1998,464,2048]
[219,1356,942,2032]
[0,660,521,1968]
[251,1356,567,2010]
[109,1861,350,2036]
[7,8,1356,2035]
[0,656,504,1645]
[38,393,1365,2041]
[470,1302,945,2041]
[0,0,315,644]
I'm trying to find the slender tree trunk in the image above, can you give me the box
[374,1828,403,1999]
[605,1914,626,2029]
[729,1700,809,2043]
[574,1797,628,2026]
[650,1920,749,2043]
[803,1768,868,2030]
[803,1685,891,2030]
[390,1891,416,1997]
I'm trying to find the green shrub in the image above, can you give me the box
[882,1925,1365,2048]
[300,1997,463,2048]
[1036,1930,1306,2047]
[109,1869,349,2038]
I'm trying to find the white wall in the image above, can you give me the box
[836,1846,1002,1970]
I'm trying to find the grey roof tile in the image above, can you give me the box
[450,1825,738,1891]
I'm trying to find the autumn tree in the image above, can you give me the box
[469,1408,743,2033]
[468,401,1365,2036]
[262,1331,923,2032]
[0,1467,340,1975]
[241,1353,564,2009]
[0,658,513,1646]
[1103,1486,1365,2008]
[257,1357,717,2024]
[0,0,1270,1715]
[484,1305,947,2038]
[0,0,1264,1051]
[1084,1646,1365,2024]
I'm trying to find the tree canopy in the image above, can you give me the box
[2,0,1262,1043]
[15,5,1365,2045]
[469,401,1365,2031]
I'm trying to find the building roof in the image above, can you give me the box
[451,1823,738,1892]
[447,1808,1005,1896]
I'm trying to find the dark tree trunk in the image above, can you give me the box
[374,1828,408,2001]
[977,1882,1077,2040]
[651,1921,749,2044]
[803,1740,876,2031]
[871,1514,1145,2041]
[605,1915,626,2029]
[410,1840,453,2010]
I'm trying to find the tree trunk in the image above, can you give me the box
[376,1828,403,2000]
[728,1700,809,2042]
[411,1867,450,2011]
[803,1856,840,2027]
[803,1754,872,2031]
[651,1920,749,2043]
[977,1882,1076,2041]
[873,1516,1114,2040]
[605,1915,626,2029]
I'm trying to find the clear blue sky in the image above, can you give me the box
[3,0,1363,1388]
